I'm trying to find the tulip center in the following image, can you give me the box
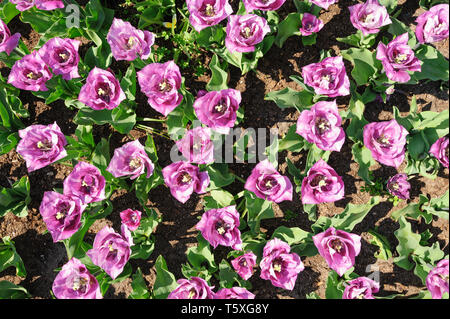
[129,157,143,170]
[55,49,71,63]
[262,176,278,190]
[81,177,94,194]
[330,239,343,253]
[126,36,136,49]
[130,212,138,223]
[272,259,282,273]
[239,258,248,267]
[25,70,42,80]
[390,182,399,191]
[315,117,331,135]
[203,4,215,17]
[179,172,192,185]
[188,288,196,299]
[215,220,230,235]
[55,212,65,220]
[395,53,408,64]
[356,293,366,299]
[158,80,173,93]
[310,175,327,190]
[361,13,375,24]
[214,100,228,114]
[319,73,334,89]
[37,140,53,151]
[72,277,88,292]
[241,27,253,39]
[304,22,314,31]
[376,134,391,147]
[96,84,111,103]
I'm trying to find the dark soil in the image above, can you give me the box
[0,0,448,299]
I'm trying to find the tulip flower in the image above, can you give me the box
[386,173,410,200]
[429,137,449,168]
[225,14,271,53]
[0,18,21,55]
[349,0,392,36]
[186,0,233,32]
[416,4,449,44]
[39,37,81,80]
[63,161,106,204]
[168,277,215,299]
[8,51,53,91]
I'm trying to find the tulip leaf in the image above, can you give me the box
[129,268,150,299]
[265,87,314,111]
[218,259,251,289]
[152,255,178,299]
[271,226,311,246]
[279,124,307,153]
[351,142,377,184]
[0,176,31,218]
[0,281,30,299]
[412,45,449,82]
[311,196,380,233]
[388,18,417,48]
[206,163,235,190]
[325,270,345,299]
[341,48,382,86]
[0,237,26,278]
[245,191,274,234]
[274,12,302,48]
[206,54,229,91]
[0,1,19,24]
[185,234,217,273]
[368,229,393,260]
[121,64,137,101]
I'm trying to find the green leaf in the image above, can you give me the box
[121,64,137,101]
[206,163,235,190]
[0,1,20,24]
[278,124,306,153]
[271,226,311,246]
[0,237,26,278]
[379,0,398,12]
[0,176,31,218]
[275,13,302,48]
[368,229,392,260]
[341,48,382,86]
[413,45,449,82]
[0,281,29,299]
[245,191,274,234]
[209,189,235,208]
[325,270,345,298]
[312,196,380,233]
[304,143,330,174]
[206,54,229,91]
[129,268,150,299]
[352,143,377,184]
[265,87,313,111]
[394,216,424,270]
[186,234,217,272]
[152,255,178,299]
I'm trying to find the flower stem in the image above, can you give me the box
[233,174,246,184]
[136,124,170,140]
[136,117,165,122]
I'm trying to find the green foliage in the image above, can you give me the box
[245,191,274,235]
[0,237,26,278]
[0,176,31,218]
[206,54,229,91]
[153,255,178,299]
[274,13,302,48]
[129,268,150,299]
[0,281,30,299]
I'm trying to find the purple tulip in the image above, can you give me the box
[87,225,133,280]
[260,238,304,290]
[176,127,214,164]
[39,191,85,243]
[386,173,410,200]
[310,0,338,10]
[215,287,255,299]
[231,252,257,280]
[168,276,215,299]
[376,33,422,83]
[343,276,380,299]
[63,161,106,204]
[0,19,21,55]
[107,18,155,62]
[35,0,64,10]
[52,258,102,299]
[349,0,392,36]
[78,67,126,111]
[9,0,34,11]
[426,259,449,299]
[302,56,350,97]
[16,122,67,172]
[38,37,80,80]
[162,161,209,203]
[107,140,154,180]
[244,159,293,203]
[296,100,345,152]
[196,206,242,250]
[186,0,233,32]
[243,0,286,12]
[137,61,183,116]
[416,4,449,44]
[429,137,449,168]
[301,159,345,204]
[8,51,53,91]
[225,14,270,53]
[313,227,361,276]
[299,13,324,36]
[363,119,408,168]
[120,209,142,232]
[193,89,241,134]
